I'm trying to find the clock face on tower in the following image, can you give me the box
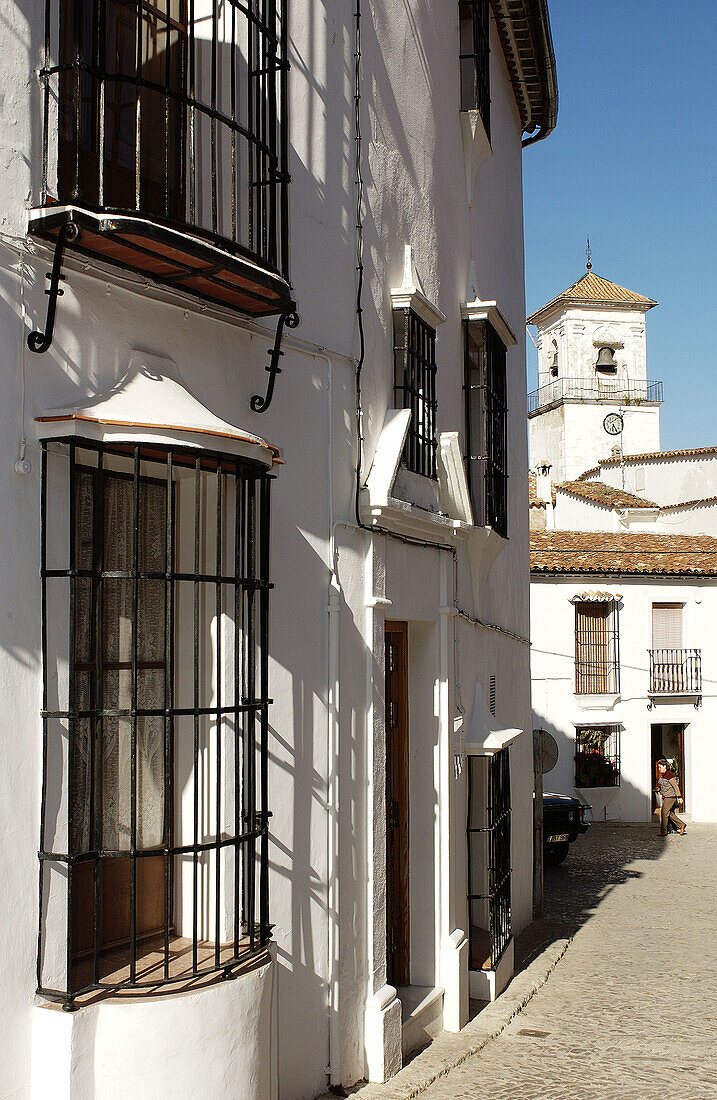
[603,413,624,436]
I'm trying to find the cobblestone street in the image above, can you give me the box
[345,822,717,1100]
[422,823,717,1100]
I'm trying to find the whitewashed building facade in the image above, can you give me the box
[0,2,557,1097]
[529,271,717,827]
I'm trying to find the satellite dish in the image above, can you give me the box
[534,729,559,775]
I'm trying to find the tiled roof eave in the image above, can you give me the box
[491,0,558,144]
[586,446,717,470]
[532,566,717,577]
[530,531,717,576]
[527,272,657,324]
[528,296,656,323]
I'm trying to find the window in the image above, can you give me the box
[574,599,619,694]
[549,340,559,378]
[38,439,272,1008]
[575,726,620,788]
[652,603,683,649]
[464,320,508,536]
[649,604,701,693]
[394,308,438,478]
[459,0,491,136]
[467,748,511,971]
[47,0,289,273]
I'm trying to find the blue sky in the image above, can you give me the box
[523,0,717,451]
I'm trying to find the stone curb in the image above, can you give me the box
[323,935,573,1100]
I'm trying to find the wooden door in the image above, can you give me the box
[385,621,410,987]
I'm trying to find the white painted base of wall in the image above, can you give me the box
[468,937,514,1002]
[364,984,402,1083]
[31,954,277,1100]
[399,985,444,1057]
[439,928,469,1032]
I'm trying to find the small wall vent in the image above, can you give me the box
[489,675,497,717]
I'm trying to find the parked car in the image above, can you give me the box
[543,793,590,865]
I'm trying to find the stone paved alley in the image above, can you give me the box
[346,823,717,1100]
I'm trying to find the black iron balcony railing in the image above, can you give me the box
[648,649,702,694]
[30,0,292,319]
[528,377,663,414]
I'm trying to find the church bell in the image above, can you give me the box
[595,346,617,372]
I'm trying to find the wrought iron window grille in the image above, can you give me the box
[31,0,293,321]
[38,438,273,1009]
[393,307,438,479]
[467,748,512,970]
[463,319,508,537]
[574,600,620,695]
[575,725,620,789]
[459,0,491,136]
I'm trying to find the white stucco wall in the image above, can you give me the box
[596,453,717,506]
[531,577,717,824]
[530,400,661,483]
[533,304,651,391]
[0,1,536,1097]
[552,492,624,532]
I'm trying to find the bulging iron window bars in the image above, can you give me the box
[574,600,620,695]
[575,726,620,789]
[393,308,438,479]
[464,320,508,537]
[38,438,272,1009]
[458,0,490,136]
[40,0,289,279]
[467,748,512,971]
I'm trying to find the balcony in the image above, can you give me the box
[648,649,702,697]
[527,377,663,416]
[29,0,293,319]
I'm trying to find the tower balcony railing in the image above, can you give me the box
[527,377,663,415]
[29,0,293,320]
[648,649,702,696]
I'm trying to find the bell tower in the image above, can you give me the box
[526,265,661,483]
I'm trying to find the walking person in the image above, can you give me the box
[655,758,686,836]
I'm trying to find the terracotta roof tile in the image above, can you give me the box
[530,531,717,576]
[527,271,657,323]
[556,480,658,509]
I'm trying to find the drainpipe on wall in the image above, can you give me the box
[326,574,341,1087]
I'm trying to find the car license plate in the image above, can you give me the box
[547,834,569,843]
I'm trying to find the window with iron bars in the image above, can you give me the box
[575,726,620,789]
[43,0,289,278]
[459,0,491,137]
[464,320,508,536]
[38,438,272,1009]
[574,600,620,694]
[467,748,512,971]
[393,308,438,479]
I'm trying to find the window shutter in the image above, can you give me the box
[652,605,683,649]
